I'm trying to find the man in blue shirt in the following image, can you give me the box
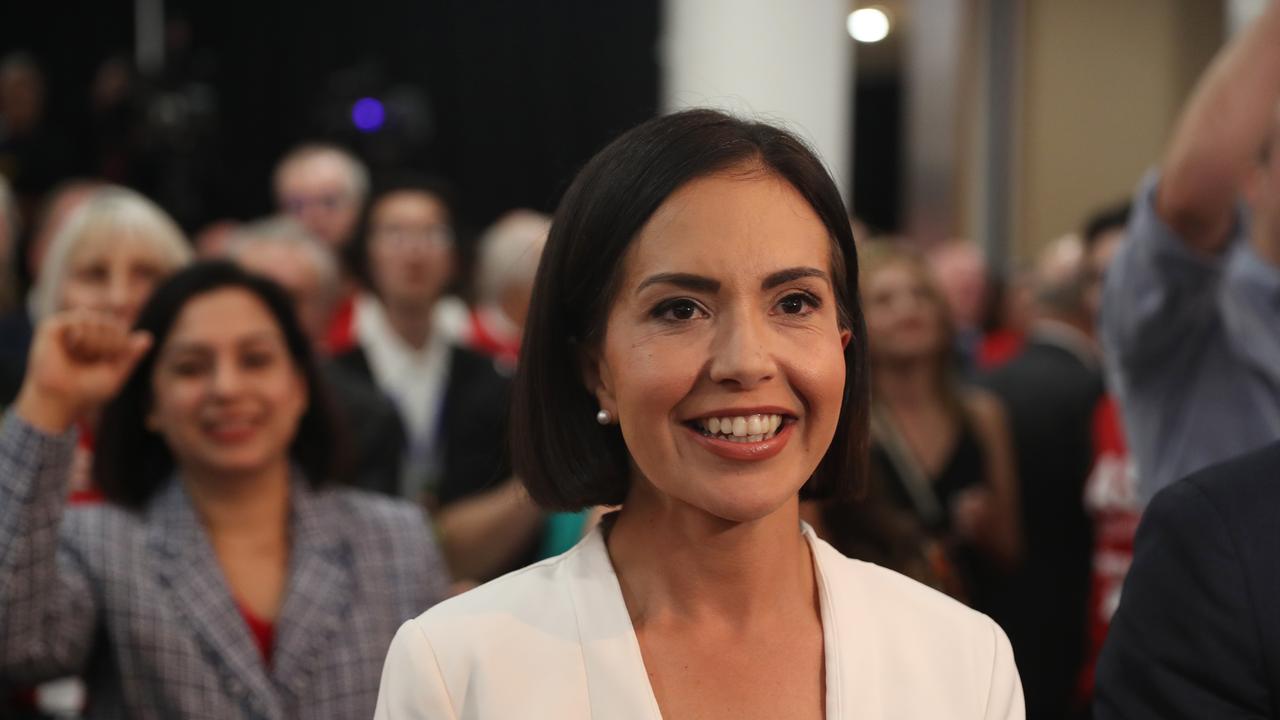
[1101,1,1280,506]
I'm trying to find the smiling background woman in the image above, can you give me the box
[0,262,449,718]
[375,110,1024,719]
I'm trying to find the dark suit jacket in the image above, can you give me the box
[982,334,1103,719]
[321,361,407,495]
[1095,440,1280,719]
[332,344,512,506]
[0,308,33,407]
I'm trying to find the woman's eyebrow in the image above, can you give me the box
[635,272,721,295]
[762,267,828,289]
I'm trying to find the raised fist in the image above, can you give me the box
[14,311,152,433]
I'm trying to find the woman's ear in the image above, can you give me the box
[840,329,853,350]
[578,344,617,414]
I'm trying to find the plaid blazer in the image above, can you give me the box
[0,412,450,719]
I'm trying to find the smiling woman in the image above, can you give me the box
[375,109,1025,719]
[0,261,451,718]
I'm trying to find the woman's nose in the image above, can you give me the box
[707,311,777,388]
[210,360,245,396]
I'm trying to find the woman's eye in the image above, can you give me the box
[653,299,705,322]
[777,292,820,315]
[242,352,275,369]
[171,361,206,377]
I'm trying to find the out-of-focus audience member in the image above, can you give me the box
[26,186,192,497]
[0,261,449,718]
[815,241,1020,599]
[1100,0,1280,506]
[336,179,540,582]
[228,216,406,495]
[1096,7,1280,717]
[273,143,369,353]
[928,238,990,372]
[0,53,73,221]
[1076,200,1136,705]
[983,233,1104,719]
[467,209,550,368]
[1,186,188,411]
[976,269,1033,371]
[274,143,367,253]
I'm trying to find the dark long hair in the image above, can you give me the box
[94,260,343,509]
[512,108,869,510]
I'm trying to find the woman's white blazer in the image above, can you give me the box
[375,524,1025,719]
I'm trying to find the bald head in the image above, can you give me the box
[273,144,368,251]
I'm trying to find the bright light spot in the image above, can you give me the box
[352,98,385,132]
[848,7,890,43]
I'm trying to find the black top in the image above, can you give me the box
[874,420,985,535]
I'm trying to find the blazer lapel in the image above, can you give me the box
[147,481,283,720]
[270,480,355,701]
[805,525,879,719]
[567,529,664,719]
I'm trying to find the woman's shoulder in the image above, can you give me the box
[814,537,1007,648]
[319,487,438,559]
[815,542,1024,715]
[404,539,591,650]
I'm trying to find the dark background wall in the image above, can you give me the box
[0,0,661,235]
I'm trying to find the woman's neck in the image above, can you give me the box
[606,491,817,630]
[872,356,940,410]
[183,459,292,541]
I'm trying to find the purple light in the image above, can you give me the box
[352,98,385,132]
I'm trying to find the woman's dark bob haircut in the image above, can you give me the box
[512,108,869,510]
[94,260,342,509]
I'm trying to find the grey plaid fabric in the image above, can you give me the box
[0,411,451,719]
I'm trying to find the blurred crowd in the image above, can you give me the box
[2,6,1279,715]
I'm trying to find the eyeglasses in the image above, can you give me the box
[282,192,354,214]
[372,224,454,249]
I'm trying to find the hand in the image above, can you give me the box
[14,311,152,433]
[950,486,993,544]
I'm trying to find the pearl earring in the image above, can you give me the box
[596,409,613,425]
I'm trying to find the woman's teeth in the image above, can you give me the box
[697,414,784,442]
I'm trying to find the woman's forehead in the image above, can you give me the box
[622,172,834,286]
[69,226,171,264]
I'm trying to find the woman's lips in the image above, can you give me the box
[684,420,794,461]
[203,421,258,444]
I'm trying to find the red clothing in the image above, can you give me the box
[236,601,275,666]
[68,422,103,505]
[325,292,358,355]
[466,309,520,368]
[977,329,1025,371]
[1077,395,1139,702]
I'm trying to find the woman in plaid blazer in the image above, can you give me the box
[0,262,450,719]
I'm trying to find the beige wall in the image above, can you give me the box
[1013,0,1222,260]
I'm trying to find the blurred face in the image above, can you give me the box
[147,288,307,482]
[929,244,987,330]
[235,244,332,352]
[60,231,174,325]
[591,169,850,523]
[368,191,454,311]
[862,260,945,363]
[0,66,44,133]
[277,155,362,249]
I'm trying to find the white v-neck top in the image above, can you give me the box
[374,524,1025,719]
